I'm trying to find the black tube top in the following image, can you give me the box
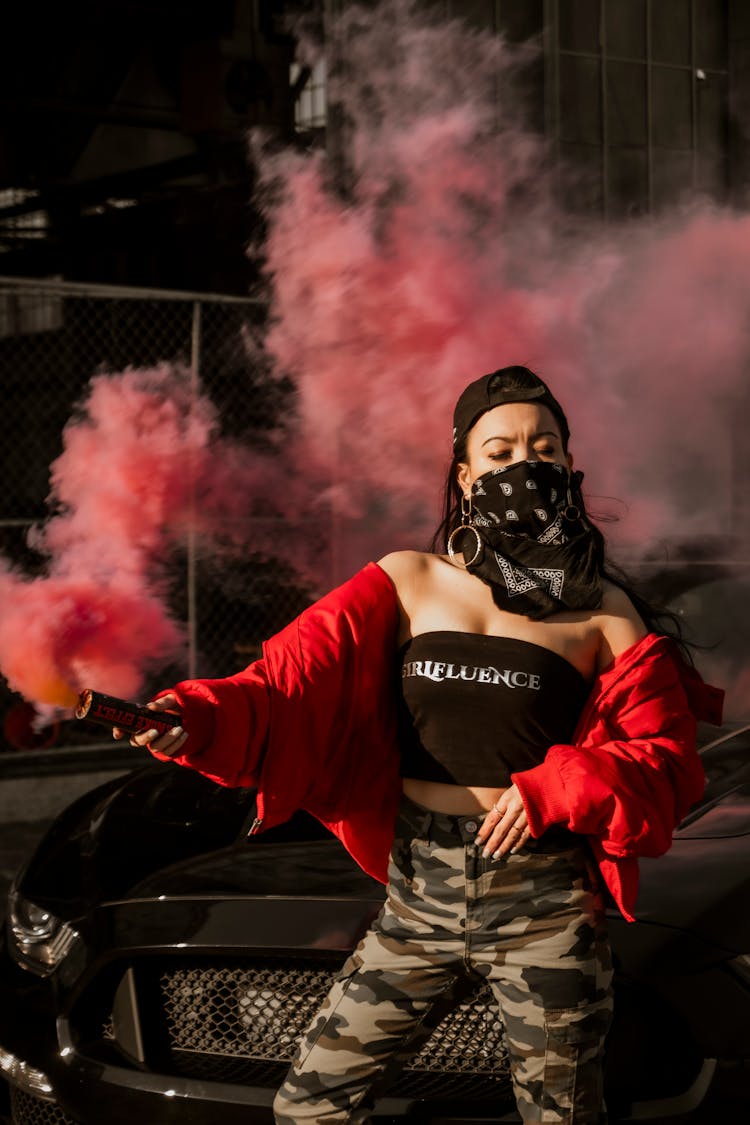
[398,631,590,787]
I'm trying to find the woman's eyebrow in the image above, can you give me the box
[481,430,558,447]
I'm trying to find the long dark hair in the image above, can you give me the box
[431,388,692,659]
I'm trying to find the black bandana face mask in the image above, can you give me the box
[449,460,603,619]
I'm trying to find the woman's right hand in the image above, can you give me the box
[112,693,188,759]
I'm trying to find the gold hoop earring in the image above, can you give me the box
[447,493,482,566]
[563,485,580,522]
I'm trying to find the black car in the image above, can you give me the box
[1,709,750,1125]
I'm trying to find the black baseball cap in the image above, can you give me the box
[452,366,570,451]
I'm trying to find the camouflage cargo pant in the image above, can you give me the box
[274,794,614,1124]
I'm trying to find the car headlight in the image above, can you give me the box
[730,953,750,987]
[0,1045,54,1099]
[7,891,79,976]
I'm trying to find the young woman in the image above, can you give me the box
[121,366,722,1124]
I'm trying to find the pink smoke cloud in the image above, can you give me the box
[252,0,750,576]
[0,365,287,708]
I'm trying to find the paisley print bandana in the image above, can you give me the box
[457,460,603,619]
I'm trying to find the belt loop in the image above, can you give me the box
[398,793,435,840]
[418,809,434,838]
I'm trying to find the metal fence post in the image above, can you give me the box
[187,299,202,679]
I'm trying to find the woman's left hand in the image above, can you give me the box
[475,784,531,859]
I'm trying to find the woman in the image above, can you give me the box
[121,366,722,1124]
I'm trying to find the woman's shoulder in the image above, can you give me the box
[376,549,437,597]
[599,579,645,618]
[594,580,649,669]
[377,549,434,579]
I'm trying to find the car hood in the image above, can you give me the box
[626,730,750,956]
[15,763,381,917]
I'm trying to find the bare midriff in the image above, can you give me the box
[402,777,510,814]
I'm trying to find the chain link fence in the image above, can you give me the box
[0,276,324,751]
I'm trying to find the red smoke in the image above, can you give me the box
[254,0,750,572]
[0,365,273,708]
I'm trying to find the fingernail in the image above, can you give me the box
[493,849,504,860]
[143,728,159,741]
[481,848,491,859]
[170,726,184,737]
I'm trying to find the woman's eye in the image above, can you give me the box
[489,451,512,461]
[536,447,556,456]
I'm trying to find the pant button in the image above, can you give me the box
[464,819,478,835]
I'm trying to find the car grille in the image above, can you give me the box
[159,958,512,1101]
[9,1087,78,1125]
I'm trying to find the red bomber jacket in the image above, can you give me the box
[154,561,724,922]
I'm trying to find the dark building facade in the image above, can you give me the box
[434,0,748,218]
[1,2,748,289]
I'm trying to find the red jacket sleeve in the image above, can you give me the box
[149,658,273,788]
[145,562,399,803]
[511,647,706,860]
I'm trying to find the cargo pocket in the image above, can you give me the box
[540,1001,613,1123]
[543,1000,613,1045]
